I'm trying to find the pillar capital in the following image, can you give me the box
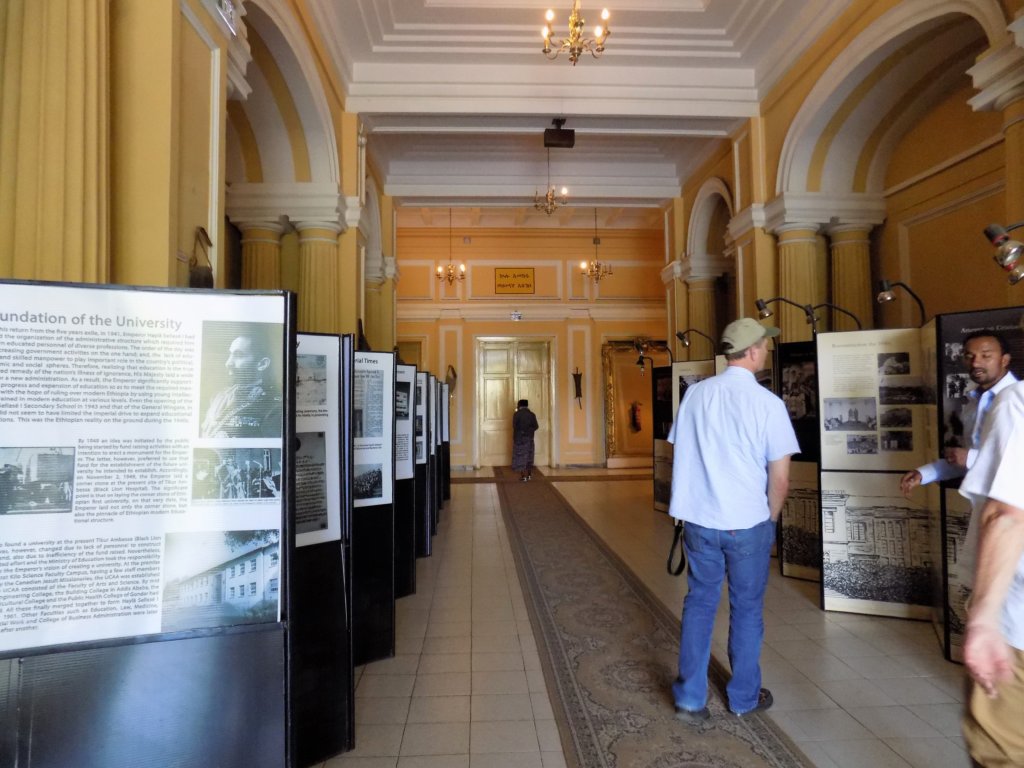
[227,182,346,232]
[660,260,685,286]
[727,204,767,241]
[236,220,285,236]
[969,37,1024,113]
[764,192,886,234]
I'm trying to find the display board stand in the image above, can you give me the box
[289,333,354,764]
[932,307,1024,660]
[441,383,451,502]
[351,353,397,666]
[775,341,822,582]
[394,365,418,598]
[414,372,432,558]
[0,281,294,768]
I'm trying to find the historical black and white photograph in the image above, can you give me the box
[161,529,280,632]
[820,471,932,618]
[0,447,75,514]
[396,380,411,420]
[192,447,282,501]
[354,369,384,439]
[779,462,821,581]
[944,341,964,365]
[880,430,913,451]
[296,353,328,411]
[944,372,971,401]
[846,434,878,454]
[878,375,926,405]
[879,406,912,428]
[823,397,877,431]
[198,321,284,439]
[877,351,911,375]
[354,463,384,501]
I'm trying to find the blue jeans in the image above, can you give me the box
[671,519,774,714]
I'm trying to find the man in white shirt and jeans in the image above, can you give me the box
[667,317,799,723]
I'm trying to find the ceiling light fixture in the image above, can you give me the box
[580,208,612,284]
[437,208,466,286]
[542,2,611,66]
[534,147,568,215]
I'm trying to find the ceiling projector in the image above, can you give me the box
[543,118,575,149]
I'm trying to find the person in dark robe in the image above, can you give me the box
[511,399,539,481]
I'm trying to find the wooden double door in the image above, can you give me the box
[477,339,550,468]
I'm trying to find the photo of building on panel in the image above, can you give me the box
[821,472,933,618]
[192,447,282,501]
[0,447,75,515]
[823,397,877,431]
[161,529,280,631]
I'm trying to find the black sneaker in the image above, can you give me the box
[731,688,773,716]
[674,705,710,725]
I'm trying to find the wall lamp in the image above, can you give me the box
[755,296,817,333]
[983,223,1024,284]
[757,297,863,334]
[811,302,863,330]
[876,279,926,326]
[675,328,716,350]
[635,354,654,377]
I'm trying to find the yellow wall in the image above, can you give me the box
[396,226,667,467]
[877,81,1012,325]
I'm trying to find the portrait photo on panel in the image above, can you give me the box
[199,321,284,439]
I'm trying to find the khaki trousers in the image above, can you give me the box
[963,647,1024,767]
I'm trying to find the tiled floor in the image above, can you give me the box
[326,471,566,768]
[326,467,971,768]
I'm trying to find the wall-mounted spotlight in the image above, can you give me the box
[876,279,926,326]
[675,328,716,349]
[635,353,654,377]
[755,297,817,333]
[983,223,1024,284]
[811,302,863,330]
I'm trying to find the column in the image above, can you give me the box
[0,0,109,282]
[776,225,823,342]
[686,277,717,360]
[828,225,873,331]
[296,223,341,333]
[238,222,284,290]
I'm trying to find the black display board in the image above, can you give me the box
[414,372,432,558]
[394,364,417,598]
[933,307,1024,660]
[442,382,451,502]
[0,281,294,768]
[288,333,354,764]
[775,342,822,582]
[652,365,673,512]
[351,352,396,666]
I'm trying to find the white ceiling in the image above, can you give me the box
[305,0,857,228]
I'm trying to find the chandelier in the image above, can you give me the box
[580,208,612,284]
[437,208,465,285]
[534,148,568,215]
[542,2,611,65]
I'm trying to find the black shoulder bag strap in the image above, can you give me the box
[667,520,687,576]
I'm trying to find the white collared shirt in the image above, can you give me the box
[667,366,799,530]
